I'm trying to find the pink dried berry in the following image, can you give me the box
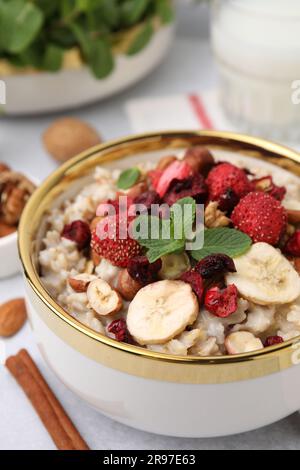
[284,230,300,257]
[264,336,284,347]
[108,319,131,343]
[155,161,192,197]
[204,284,238,318]
[61,220,91,250]
[195,254,236,279]
[180,271,204,303]
[127,256,162,285]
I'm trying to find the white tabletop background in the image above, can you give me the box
[1,2,300,450]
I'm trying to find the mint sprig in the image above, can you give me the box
[117,167,141,190]
[190,228,252,261]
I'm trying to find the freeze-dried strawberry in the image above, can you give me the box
[91,217,142,268]
[204,284,238,318]
[231,192,287,245]
[163,173,207,206]
[284,230,300,257]
[61,220,91,250]
[264,336,284,347]
[180,270,204,303]
[127,256,162,285]
[154,161,193,197]
[206,162,252,202]
[195,254,236,279]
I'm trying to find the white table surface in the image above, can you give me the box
[1,4,300,450]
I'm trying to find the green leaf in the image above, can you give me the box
[89,37,114,79]
[117,167,141,190]
[121,0,150,26]
[0,0,44,53]
[171,197,196,239]
[43,44,64,71]
[156,0,174,23]
[127,21,153,55]
[190,228,252,261]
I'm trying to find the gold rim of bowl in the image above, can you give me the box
[18,130,300,384]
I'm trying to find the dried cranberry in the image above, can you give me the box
[218,188,240,213]
[284,230,300,257]
[180,270,204,303]
[264,336,284,347]
[163,173,208,206]
[127,256,162,285]
[204,284,238,318]
[61,220,91,250]
[134,190,161,211]
[253,176,286,202]
[195,254,236,279]
[108,319,132,343]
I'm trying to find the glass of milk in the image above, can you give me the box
[211,0,300,141]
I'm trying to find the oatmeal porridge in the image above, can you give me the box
[38,147,300,356]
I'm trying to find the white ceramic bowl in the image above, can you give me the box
[1,25,174,115]
[0,174,39,279]
[19,131,300,437]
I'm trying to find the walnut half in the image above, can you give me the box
[205,201,230,228]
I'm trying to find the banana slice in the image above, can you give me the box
[87,279,123,316]
[226,243,300,305]
[159,253,191,280]
[127,280,199,345]
[225,332,263,355]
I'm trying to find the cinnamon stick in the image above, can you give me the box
[5,349,89,451]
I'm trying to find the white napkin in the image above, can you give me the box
[125,90,235,133]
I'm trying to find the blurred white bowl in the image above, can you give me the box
[1,25,174,115]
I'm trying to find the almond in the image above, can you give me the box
[0,298,27,337]
[91,249,101,267]
[68,274,97,293]
[117,269,142,301]
[0,163,10,173]
[90,216,103,233]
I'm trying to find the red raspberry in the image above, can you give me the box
[127,256,162,285]
[206,163,252,202]
[204,284,238,318]
[163,173,207,206]
[264,336,284,347]
[107,319,132,343]
[153,161,193,197]
[180,270,204,303]
[284,230,300,257]
[231,192,287,245]
[91,216,142,268]
[61,220,91,250]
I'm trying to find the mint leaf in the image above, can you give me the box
[89,37,114,79]
[171,197,196,240]
[117,168,141,190]
[127,21,153,55]
[121,0,150,26]
[156,0,174,23]
[190,228,252,261]
[0,0,44,54]
[43,44,64,71]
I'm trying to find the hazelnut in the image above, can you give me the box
[117,269,142,301]
[183,147,215,176]
[0,221,16,238]
[287,209,300,225]
[43,117,102,163]
[68,274,97,293]
[157,155,177,171]
[126,181,148,199]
